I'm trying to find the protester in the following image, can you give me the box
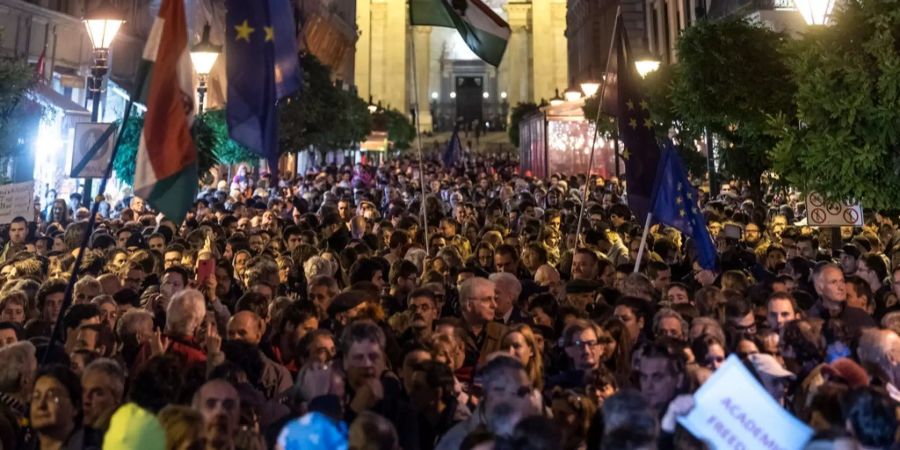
[2,152,899,449]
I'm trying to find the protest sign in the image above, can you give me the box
[0,182,34,224]
[678,354,813,450]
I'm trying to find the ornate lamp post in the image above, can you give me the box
[82,0,124,206]
[190,24,221,114]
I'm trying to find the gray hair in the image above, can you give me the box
[116,309,153,342]
[83,358,126,399]
[653,308,689,338]
[0,341,35,393]
[489,272,522,300]
[303,256,333,282]
[459,277,495,307]
[165,289,206,336]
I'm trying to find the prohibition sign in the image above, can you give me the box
[843,209,860,224]
[826,202,843,215]
[809,193,824,207]
[810,208,827,224]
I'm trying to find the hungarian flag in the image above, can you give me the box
[132,0,197,224]
[410,0,510,66]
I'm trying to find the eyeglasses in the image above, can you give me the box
[567,339,602,350]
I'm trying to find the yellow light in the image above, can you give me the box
[190,24,221,75]
[564,88,582,102]
[82,1,124,50]
[549,88,564,107]
[793,0,835,25]
[580,81,601,97]
[635,59,661,78]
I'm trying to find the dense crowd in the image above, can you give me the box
[1,151,899,450]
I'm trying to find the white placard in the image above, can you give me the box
[0,182,34,224]
[678,355,813,450]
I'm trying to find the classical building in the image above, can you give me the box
[355,0,569,132]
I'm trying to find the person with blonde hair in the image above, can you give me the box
[500,324,545,389]
[158,405,205,450]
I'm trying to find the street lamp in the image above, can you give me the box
[635,56,661,78]
[82,0,124,206]
[83,0,124,121]
[793,0,834,25]
[190,23,221,114]
[564,87,583,102]
[549,89,564,107]
[580,79,601,98]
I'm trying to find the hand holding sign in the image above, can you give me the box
[677,355,813,450]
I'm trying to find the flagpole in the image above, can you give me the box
[407,22,430,256]
[574,6,621,243]
[43,97,138,365]
[633,212,652,273]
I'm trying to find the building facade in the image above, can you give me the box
[565,0,646,88]
[355,0,570,132]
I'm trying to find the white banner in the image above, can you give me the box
[0,182,34,224]
[678,355,813,450]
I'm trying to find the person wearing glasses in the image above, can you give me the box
[459,278,507,369]
[400,288,440,350]
[548,320,610,390]
[31,365,94,449]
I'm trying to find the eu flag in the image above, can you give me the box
[225,0,301,172]
[442,126,461,167]
[651,142,718,270]
[614,15,661,223]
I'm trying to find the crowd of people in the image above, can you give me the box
[0,150,899,450]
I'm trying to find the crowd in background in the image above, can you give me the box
[0,150,898,450]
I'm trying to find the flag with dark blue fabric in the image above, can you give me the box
[614,14,661,224]
[225,0,301,173]
[651,142,718,270]
[443,126,461,167]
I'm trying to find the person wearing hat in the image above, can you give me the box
[565,279,601,312]
[749,353,795,406]
[326,291,368,335]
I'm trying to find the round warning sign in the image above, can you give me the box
[843,208,860,224]
[826,202,843,215]
[808,193,824,207]
[810,208,827,224]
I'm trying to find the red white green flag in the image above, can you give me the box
[410,0,510,67]
[133,0,197,224]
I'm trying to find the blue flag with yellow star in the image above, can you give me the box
[225,0,300,172]
[651,142,718,270]
[615,15,661,224]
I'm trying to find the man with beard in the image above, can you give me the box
[400,288,439,350]
[192,379,240,450]
[341,320,420,450]
[226,311,293,399]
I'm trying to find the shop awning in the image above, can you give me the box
[29,83,91,129]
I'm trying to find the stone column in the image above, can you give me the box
[354,0,372,101]
[412,26,432,132]
[531,0,569,101]
[500,2,531,108]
